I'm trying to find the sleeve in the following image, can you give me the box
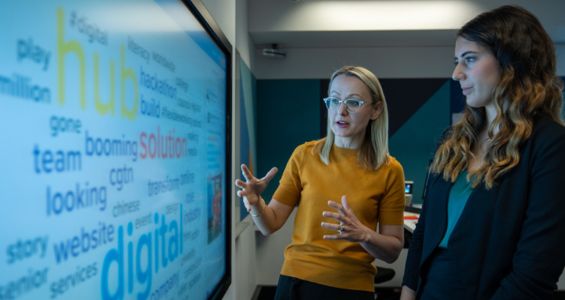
[491,129,565,300]
[378,159,405,225]
[402,173,431,291]
[272,145,305,207]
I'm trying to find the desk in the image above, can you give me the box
[403,211,420,234]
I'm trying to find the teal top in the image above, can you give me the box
[439,171,473,248]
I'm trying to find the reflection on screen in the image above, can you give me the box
[405,181,413,194]
[0,0,229,299]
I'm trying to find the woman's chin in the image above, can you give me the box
[332,130,351,137]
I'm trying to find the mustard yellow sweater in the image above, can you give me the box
[273,140,405,292]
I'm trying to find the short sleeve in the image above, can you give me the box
[272,145,305,207]
[378,158,405,225]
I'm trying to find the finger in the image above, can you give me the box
[322,211,341,221]
[260,167,278,183]
[341,196,360,222]
[341,195,350,210]
[234,179,247,188]
[323,234,343,240]
[237,190,248,198]
[327,200,341,210]
[327,200,348,216]
[321,222,341,231]
[241,164,254,181]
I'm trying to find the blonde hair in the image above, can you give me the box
[319,66,390,170]
[431,5,564,188]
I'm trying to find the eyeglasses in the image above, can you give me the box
[323,97,366,112]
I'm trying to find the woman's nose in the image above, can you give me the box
[338,102,348,115]
[452,63,465,81]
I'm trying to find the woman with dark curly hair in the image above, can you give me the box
[401,5,565,300]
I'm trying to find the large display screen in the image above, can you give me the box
[0,0,231,299]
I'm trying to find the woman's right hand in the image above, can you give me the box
[234,164,278,209]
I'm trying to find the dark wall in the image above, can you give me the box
[255,77,565,205]
[257,80,322,201]
[388,80,450,203]
[256,78,451,204]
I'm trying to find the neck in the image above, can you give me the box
[478,103,500,143]
[477,130,491,144]
[334,135,363,149]
[484,100,504,130]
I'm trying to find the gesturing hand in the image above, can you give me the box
[321,195,372,243]
[234,164,278,210]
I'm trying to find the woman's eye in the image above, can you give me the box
[345,99,364,108]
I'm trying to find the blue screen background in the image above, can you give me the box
[0,0,228,299]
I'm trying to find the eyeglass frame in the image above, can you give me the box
[322,97,367,112]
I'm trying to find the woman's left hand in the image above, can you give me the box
[321,195,372,242]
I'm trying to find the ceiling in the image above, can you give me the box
[248,0,565,50]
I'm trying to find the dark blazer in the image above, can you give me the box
[403,115,565,300]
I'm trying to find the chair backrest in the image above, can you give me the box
[374,266,395,284]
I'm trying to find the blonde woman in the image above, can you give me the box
[402,6,565,300]
[235,66,405,299]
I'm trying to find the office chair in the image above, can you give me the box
[374,266,398,300]
[375,266,395,284]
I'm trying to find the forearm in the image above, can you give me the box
[360,227,403,263]
[249,197,284,235]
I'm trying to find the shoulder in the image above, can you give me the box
[290,139,324,158]
[378,155,405,182]
[532,116,565,138]
[529,116,565,149]
[522,116,565,167]
[384,155,404,173]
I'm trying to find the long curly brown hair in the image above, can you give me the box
[431,5,563,188]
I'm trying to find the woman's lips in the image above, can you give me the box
[462,87,473,95]
[336,121,349,128]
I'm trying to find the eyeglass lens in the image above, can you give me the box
[323,97,364,111]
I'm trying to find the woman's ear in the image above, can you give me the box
[371,101,383,120]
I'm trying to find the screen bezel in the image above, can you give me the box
[182,1,232,299]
